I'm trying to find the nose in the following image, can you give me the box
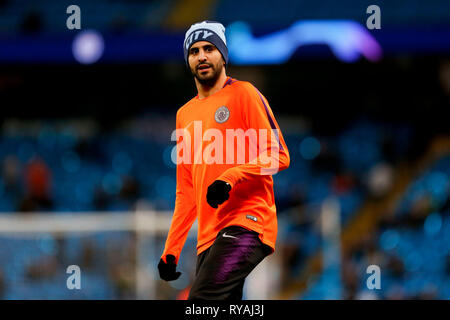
[197,49,207,62]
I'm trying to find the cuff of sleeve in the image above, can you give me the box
[161,252,179,264]
[216,175,237,189]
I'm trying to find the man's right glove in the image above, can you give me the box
[158,254,181,281]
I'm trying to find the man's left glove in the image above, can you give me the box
[206,180,232,209]
[158,254,181,281]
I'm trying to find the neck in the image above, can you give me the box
[195,71,228,99]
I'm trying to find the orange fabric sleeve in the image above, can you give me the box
[161,110,197,264]
[217,83,290,187]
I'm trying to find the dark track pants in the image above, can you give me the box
[188,225,272,300]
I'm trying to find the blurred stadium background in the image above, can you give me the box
[0,0,449,300]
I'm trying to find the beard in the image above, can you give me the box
[191,60,224,87]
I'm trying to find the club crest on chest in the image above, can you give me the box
[214,106,230,124]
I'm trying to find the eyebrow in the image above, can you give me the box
[190,44,215,52]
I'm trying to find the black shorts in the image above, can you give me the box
[188,225,272,300]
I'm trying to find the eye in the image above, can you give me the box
[190,48,198,55]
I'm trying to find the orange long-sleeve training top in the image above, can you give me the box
[161,77,290,264]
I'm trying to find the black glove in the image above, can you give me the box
[206,180,232,209]
[158,254,181,281]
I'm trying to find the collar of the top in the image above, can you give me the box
[196,77,236,100]
[222,76,236,88]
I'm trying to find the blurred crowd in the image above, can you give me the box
[1,112,448,299]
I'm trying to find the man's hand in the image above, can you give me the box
[206,180,232,208]
[158,254,181,281]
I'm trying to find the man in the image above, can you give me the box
[158,20,290,300]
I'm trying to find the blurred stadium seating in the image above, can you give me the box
[1,0,450,34]
[0,115,449,299]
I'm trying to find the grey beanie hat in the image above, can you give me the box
[183,20,228,68]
